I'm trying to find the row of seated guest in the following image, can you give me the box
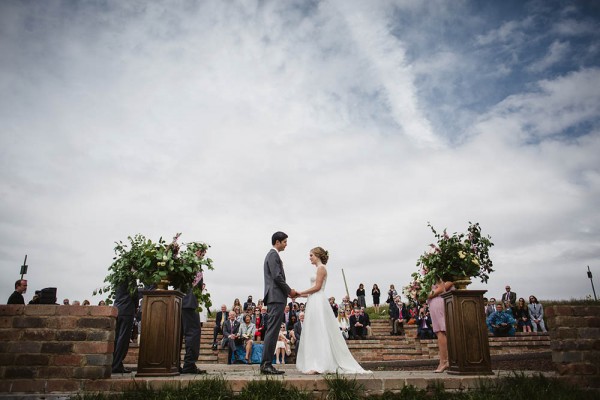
[484,294,547,336]
[337,307,372,339]
[218,307,306,364]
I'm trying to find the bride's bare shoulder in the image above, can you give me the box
[317,265,327,275]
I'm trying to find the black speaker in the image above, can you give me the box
[39,287,57,304]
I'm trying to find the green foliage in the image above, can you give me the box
[411,222,494,299]
[94,233,214,306]
[238,378,310,400]
[324,371,366,400]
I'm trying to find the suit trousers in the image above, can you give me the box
[261,302,285,366]
[181,308,201,369]
[112,315,133,370]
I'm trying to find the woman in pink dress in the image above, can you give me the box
[426,277,454,373]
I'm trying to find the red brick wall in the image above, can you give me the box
[0,304,116,392]
[546,305,600,388]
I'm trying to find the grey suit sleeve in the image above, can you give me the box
[267,251,292,295]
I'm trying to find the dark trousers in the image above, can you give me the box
[112,315,133,371]
[181,308,201,370]
[350,325,366,339]
[212,325,223,343]
[261,302,285,367]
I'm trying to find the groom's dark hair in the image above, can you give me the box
[271,231,288,245]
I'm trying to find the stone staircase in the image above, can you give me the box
[125,318,550,365]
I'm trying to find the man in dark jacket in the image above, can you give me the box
[181,271,206,374]
[7,279,27,304]
[349,308,366,339]
[112,280,138,374]
[212,304,228,350]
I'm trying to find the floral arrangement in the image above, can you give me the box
[95,233,213,310]
[410,222,494,300]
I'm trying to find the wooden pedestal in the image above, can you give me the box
[136,290,183,377]
[442,289,493,375]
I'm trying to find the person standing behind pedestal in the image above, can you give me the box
[260,231,297,375]
[180,272,206,374]
[427,277,454,373]
[7,279,27,304]
[112,280,138,374]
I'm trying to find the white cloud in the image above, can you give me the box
[1,1,599,309]
[528,40,570,72]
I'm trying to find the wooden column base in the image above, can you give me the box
[442,289,493,375]
[136,290,183,377]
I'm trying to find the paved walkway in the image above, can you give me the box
[108,364,556,396]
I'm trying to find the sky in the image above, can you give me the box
[1,0,599,309]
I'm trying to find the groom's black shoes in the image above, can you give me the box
[260,364,285,375]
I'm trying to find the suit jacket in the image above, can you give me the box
[349,314,365,327]
[501,291,517,305]
[215,310,227,328]
[293,320,303,343]
[528,303,544,319]
[182,278,203,310]
[362,312,371,327]
[263,249,291,304]
[114,281,139,317]
[223,319,240,339]
[389,301,399,319]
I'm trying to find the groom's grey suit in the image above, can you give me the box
[261,248,292,367]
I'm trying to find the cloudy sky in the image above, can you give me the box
[1,0,599,309]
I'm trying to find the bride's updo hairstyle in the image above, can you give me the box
[311,247,329,265]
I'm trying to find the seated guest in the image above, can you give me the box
[287,314,298,340]
[416,307,434,339]
[293,312,304,355]
[329,297,339,316]
[514,298,532,333]
[338,310,350,339]
[389,296,407,335]
[528,295,547,333]
[360,307,372,337]
[252,307,265,341]
[503,300,515,317]
[349,307,366,339]
[221,311,242,364]
[243,295,256,311]
[233,305,243,323]
[232,298,242,312]
[212,304,228,350]
[485,298,497,317]
[238,314,255,363]
[487,303,516,337]
[275,323,290,365]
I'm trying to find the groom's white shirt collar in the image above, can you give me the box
[272,246,279,253]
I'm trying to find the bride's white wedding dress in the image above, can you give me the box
[295,271,370,374]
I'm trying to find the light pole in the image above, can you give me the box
[588,266,597,301]
[20,255,28,280]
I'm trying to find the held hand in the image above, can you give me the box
[289,289,298,298]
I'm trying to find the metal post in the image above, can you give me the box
[587,266,597,301]
[341,268,350,299]
[20,255,28,280]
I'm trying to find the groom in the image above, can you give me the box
[260,231,297,375]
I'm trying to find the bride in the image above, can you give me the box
[295,246,370,374]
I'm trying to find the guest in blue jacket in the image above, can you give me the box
[487,303,516,337]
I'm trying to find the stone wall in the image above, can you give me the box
[0,304,116,394]
[546,304,600,388]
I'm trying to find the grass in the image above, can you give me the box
[71,373,598,400]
